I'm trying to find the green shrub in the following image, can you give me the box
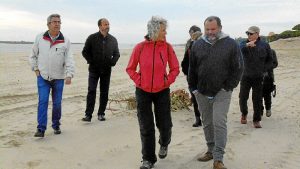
[279,30,300,39]
[292,24,300,31]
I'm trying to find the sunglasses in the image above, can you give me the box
[246,32,254,36]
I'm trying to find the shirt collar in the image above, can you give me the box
[48,31,60,42]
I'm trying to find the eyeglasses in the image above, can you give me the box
[50,21,62,24]
[246,32,254,36]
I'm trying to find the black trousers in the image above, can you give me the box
[135,87,172,164]
[85,71,111,117]
[186,76,200,118]
[191,93,201,117]
[262,76,274,111]
[239,76,263,122]
[186,77,200,117]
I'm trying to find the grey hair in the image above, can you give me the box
[147,16,167,40]
[204,16,222,28]
[47,14,60,24]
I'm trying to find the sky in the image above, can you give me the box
[1,0,300,44]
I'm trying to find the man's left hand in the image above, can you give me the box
[65,77,72,85]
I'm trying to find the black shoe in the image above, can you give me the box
[266,110,272,117]
[34,129,45,137]
[82,116,92,122]
[192,117,202,127]
[192,120,202,127]
[98,115,106,121]
[53,127,61,135]
[140,160,153,169]
[158,146,168,159]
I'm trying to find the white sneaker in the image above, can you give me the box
[266,110,272,117]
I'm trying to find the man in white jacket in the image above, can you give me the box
[29,14,75,137]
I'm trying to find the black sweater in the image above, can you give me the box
[188,36,243,97]
[82,32,120,73]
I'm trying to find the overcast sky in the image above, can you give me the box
[1,0,300,44]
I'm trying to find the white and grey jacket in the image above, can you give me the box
[29,31,75,81]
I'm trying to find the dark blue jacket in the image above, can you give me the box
[240,37,273,78]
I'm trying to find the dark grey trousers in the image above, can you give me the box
[195,89,232,162]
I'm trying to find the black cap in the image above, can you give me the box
[189,25,201,33]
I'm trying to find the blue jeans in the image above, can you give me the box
[37,76,64,131]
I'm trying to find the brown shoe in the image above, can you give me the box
[197,152,213,162]
[213,161,227,169]
[241,115,247,124]
[253,121,262,128]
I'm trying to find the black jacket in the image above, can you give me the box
[268,49,278,81]
[82,32,120,73]
[188,35,243,97]
[181,41,194,75]
[240,37,273,78]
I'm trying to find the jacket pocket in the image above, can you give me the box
[56,47,66,57]
[164,74,169,86]
[137,72,142,87]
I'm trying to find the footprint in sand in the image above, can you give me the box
[4,139,22,147]
[27,160,41,168]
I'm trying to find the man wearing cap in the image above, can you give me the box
[239,26,273,128]
[181,25,202,127]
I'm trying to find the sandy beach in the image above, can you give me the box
[0,38,299,169]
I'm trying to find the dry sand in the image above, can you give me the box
[0,38,299,169]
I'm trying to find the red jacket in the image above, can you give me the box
[126,39,179,93]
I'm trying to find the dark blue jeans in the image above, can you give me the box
[85,71,111,117]
[37,76,64,131]
[135,88,172,164]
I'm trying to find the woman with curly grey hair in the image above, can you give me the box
[147,16,167,40]
[126,16,180,169]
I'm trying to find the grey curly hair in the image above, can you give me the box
[147,16,167,40]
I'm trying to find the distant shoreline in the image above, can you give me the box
[0,41,185,47]
[0,41,83,44]
[0,41,33,44]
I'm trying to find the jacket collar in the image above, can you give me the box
[247,37,261,44]
[202,31,229,45]
[97,31,111,40]
[43,31,65,47]
[143,34,166,45]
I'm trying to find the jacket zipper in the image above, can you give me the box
[160,53,165,65]
[48,44,52,80]
[151,42,156,92]
[102,38,105,63]
[160,52,167,86]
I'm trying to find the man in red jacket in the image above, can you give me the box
[126,16,179,169]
